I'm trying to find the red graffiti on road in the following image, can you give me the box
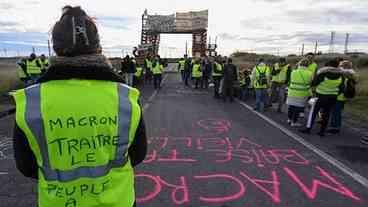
[136,118,364,206]
[144,137,309,167]
[136,166,362,205]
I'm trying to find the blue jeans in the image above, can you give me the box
[330,101,345,129]
[255,89,267,111]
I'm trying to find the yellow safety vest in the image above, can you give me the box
[13,80,141,207]
[213,63,223,77]
[152,64,163,75]
[178,60,185,71]
[192,64,202,78]
[275,64,289,84]
[316,77,343,95]
[253,65,270,89]
[27,59,42,75]
[134,67,143,77]
[288,68,313,98]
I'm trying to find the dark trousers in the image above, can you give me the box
[330,101,345,129]
[153,74,162,89]
[288,105,305,123]
[307,95,337,133]
[194,77,202,89]
[213,76,222,98]
[180,70,185,82]
[202,76,209,89]
[145,72,152,84]
[223,85,235,102]
[184,71,190,86]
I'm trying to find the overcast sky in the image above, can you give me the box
[0,0,367,57]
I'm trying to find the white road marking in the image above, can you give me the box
[0,172,8,175]
[237,100,368,189]
[143,74,169,111]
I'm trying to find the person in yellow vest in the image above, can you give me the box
[152,58,163,89]
[25,53,42,84]
[144,55,153,84]
[212,57,224,98]
[251,58,271,112]
[39,54,49,74]
[286,59,313,127]
[270,58,291,112]
[16,59,31,83]
[306,53,318,77]
[133,62,143,87]
[328,60,357,134]
[192,58,202,89]
[300,58,345,136]
[12,6,147,207]
[178,55,187,82]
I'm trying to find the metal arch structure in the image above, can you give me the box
[138,9,209,58]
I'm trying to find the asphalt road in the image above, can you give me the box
[0,64,367,206]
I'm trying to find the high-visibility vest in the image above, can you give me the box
[26,59,42,75]
[152,64,163,75]
[253,65,270,89]
[337,79,349,102]
[308,62,318,75]
[192,64,202,78]
[275,64,289,84]
[16,65,27,79]
[316,77,343,95]
[213,63,223,77]
[134,67,143,77]
[40,59,49,70]
[178,60,185,71]
[145,59,152,71]
[12,80,141,207]
[272,63,280,82]
[288,68,313,98]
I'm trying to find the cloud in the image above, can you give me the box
[0,21,20,27]
[218,33,240,41]
[0,2,14,10]
[287,8,368,25]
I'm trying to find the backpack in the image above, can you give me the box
[344,79,356,99]
[257,67,268,85]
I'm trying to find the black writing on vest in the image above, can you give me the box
[47,179,110,206]
[49,116,117,131]
[49,135,120,156]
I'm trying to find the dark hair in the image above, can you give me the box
[228,58,233,63]
[325,58,340,68]
[52,6,101,57]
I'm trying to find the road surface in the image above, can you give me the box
[0,64,367,207]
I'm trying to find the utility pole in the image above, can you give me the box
[301,43,305,56]
[329,31,335,54]
[48,40,51,57]
[314,41,318,55]
[32,46,36,54]
[344,33,350,54]
[185,41,188,56]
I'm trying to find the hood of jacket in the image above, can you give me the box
[316,66,344,80]
[38,54,124,83]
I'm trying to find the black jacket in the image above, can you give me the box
[13,54,147,179]
[223,63,238,84]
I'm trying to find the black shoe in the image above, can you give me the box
[299,128,311,134]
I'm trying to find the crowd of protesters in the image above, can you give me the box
[174,52,361,140]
